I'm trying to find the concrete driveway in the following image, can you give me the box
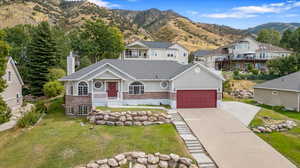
[221,101,261,126]
[178,108,296,168]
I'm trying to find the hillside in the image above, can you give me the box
[0,0,244,51]
[247,22,300,34]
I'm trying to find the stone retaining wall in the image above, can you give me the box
[88,110,172,126]
[252,120,297,133]
[75,152,198,168]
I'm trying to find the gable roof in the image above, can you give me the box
[8,57,24,85]
[254,71,300,92]
[139,41,174,49]
[60,59,195,81]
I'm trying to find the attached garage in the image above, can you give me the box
[176,90,217,108]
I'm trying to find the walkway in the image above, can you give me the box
[178,108,296,168]
[221,101,261,126]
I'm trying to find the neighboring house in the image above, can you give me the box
[193,36,292,70]
[59,54,224,115]
[121,41,189,65]
[0,57,24,111]
[253,71,300,112]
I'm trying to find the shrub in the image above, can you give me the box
[36,101,48,113]
[17,110,41,128]
[273,106,285,112]
[233,70,240,76]
[47,68,66,81]
[251,69,259,75]
[0,98,11,124]
[43,81,64,97]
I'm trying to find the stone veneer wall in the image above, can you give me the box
[65,94,92,115]
[75,151,198,168]
[88,110,172,126]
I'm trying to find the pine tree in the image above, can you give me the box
[0,30,10,123]
[27,22,57,96]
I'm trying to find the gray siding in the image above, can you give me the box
[0,60,23,110]
[173,65,222,90]
[254,88,299,111]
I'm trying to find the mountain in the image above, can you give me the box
[0,0,244,51]
[247,22,300,34]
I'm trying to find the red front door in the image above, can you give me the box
[107,82,118,98]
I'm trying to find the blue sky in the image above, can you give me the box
[88,0,300,29]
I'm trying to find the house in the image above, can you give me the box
[193,36,292,70]
[59,54,224,115]
[121,41,189,65]
[253,71,300,112]
[0,57,24,111]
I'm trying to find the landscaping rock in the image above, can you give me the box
[137,157,148,164]
[87,163,99,168]
[108,159,119,167]
[179,158,192,166]
[148,154,159,164]
[115,154,125,161]
[170,154,180,162]
[99,164,109,168]
[178,164,188,168]
[159,161,168,168]
[119,159,127,165]
[96,159,108,165]
[132,152,146,158]
[147,164,158,168]
[159,154,171,161]
[133,163,146,168]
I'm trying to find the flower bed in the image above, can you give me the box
[75,151,198,168]
[88,110,172,126]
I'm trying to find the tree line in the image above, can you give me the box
[256,28,300,76]
[1,20,125,97]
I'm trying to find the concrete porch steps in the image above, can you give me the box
[168,111,218,168]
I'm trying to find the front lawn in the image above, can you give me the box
[0,98,189,168]
[250,108,300,167]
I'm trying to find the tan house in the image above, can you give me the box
[0,57,24,110]
[254,71,300,112]
[59,54,224,116]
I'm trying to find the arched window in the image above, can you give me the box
[78,82,88,96]
[129,81,144,95]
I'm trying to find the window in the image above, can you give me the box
[16,93,19,103]
[78,105,89,115]
[70,86,73,95]
[67,107,74,115]
[94,81,103,89]
[78,82,88,96]
[8,71,11,81]
[160,81,168,89]
[129,81,144,95]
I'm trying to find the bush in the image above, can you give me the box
[17,110,41,128]
[233,70,240,76]
[43,81,64,97]
[47,68,66,81]
[251,69,259,75]
[0,98,11,124]
[36,101,48,113]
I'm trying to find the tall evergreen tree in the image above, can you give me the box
[0,30,10,123]
[27,22,57,96]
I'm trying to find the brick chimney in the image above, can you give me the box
[67,51,75,75]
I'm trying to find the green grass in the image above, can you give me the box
[250,108,300,167]
[96,106,166,113]
[0,98,189,168]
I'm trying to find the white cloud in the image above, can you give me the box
[197,1,300,19]
[87,0,120,8]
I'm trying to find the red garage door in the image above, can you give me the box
[177,90,217,108]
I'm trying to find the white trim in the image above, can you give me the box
[254,87,300,93]
[88,69,127,81]
[160,81,169,89]
[8,57,24,85]
[128,81,145,95]
[94,80,104,89]
[170,63,225,81]
[77,80,89,96]
[298,93,300,112]
[127,41,149,48]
